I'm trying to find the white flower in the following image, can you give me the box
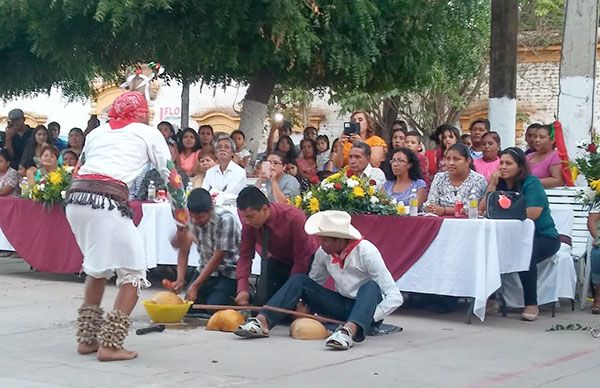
[39,184,45,191]
[304,191,313,200]
[346,178,359,188]
[576,139,590,149]
[370,196,379,204]
[61,190,66,199]
[65,166,74,173]
[584,187,596,201]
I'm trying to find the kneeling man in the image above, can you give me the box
[234,210,403,350]
[172,188,241,307]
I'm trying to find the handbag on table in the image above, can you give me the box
[485,191,527,220]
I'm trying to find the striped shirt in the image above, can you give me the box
[190,207,241,279]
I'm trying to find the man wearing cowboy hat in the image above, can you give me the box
[234,210,403,350]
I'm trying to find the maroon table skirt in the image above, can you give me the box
[0,197,146,273]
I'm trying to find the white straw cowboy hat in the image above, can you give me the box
[304,210,362,240]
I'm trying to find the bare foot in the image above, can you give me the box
[97,346,138,362]
[77,342,99,355]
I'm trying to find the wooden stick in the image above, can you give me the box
[192,304,345,325]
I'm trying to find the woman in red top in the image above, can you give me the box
[297,139,318,181]
[425,124,461,176]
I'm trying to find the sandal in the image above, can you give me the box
[325,326,354,350]
[233,317,269,339]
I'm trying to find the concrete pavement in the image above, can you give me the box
[1,257,599,388]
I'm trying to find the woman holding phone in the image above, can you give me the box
[334,111,386,169]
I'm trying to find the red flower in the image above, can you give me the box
[169,168,183,190]
[588,143,597,153]
[334,182,343,190]
[174,208,190,225]
[310,176,320,185]
[346,169,354,178]
[369,179,377,186]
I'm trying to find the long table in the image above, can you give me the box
[0,197,535,321]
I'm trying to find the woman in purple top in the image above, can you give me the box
[382,148,427,207]
[473,131,501,182]
[525,124,565,188]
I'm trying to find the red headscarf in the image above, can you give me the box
[108,91,149,129]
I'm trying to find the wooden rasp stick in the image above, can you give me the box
[192,304,345,325]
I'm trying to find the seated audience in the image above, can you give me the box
[266,120,294,154]
[62,150,79,167]
[256,152,300,204]
[4,108,33,170]
[20,125,50,169]
[0,148,19,196]
[334,111,386,169]
[526,124,565,188]
[382,148,427,207]
[461,134,472,148]
[467,119,489,159]
[234,186,319,306]
[234,210,403,350]
[26,145,59,185]
[297,139,318,181]
[176,127,202,177]
[473,131,501,182]
[202,136,247,195]
[157,121,179,161]
[480,147,560,321]
[67,127,84,156]
[191,150,217,188]
[47,122,68,151]
[323,138,339,173]
[405,131,430,185]
[171,188,241,311]
[285,159,310,193]
[524,123,542,155]
[586,211,600,314]
[199,125,215,150]
[315,135,330,172]
[133,166,189,200]
[348,142,386,190]
[390,124,407,151]
[83,114,100,138]
[424,143,486,215]
[231,130,251,169]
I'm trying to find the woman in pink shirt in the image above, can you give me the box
[525,124,565,188]
[176,128,201,177]
[473,131,501,182]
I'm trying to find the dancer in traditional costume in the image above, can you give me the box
[65,91,189,361]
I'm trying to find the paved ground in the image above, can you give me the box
[1,257,599,388]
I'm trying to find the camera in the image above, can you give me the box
[343,122,360,136]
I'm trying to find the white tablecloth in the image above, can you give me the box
[0,227,14,251]
[396,218,535,321]
[137,203,261,275]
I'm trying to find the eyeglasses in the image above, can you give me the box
[267,160,283,165]
[390,159,408,164]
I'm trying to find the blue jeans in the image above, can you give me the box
[590,247,600,285]
[260,274,382,342]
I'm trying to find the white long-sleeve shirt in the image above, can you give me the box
[309,239,403,322]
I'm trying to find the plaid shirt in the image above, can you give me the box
[190,207,241,279]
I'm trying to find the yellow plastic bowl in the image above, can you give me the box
[142,300,193,323]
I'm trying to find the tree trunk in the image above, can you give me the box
[380,98,399,141]
[180,79,190,129]
[239,68,277,157]
[488,0,518,147]
[558,0,598,157]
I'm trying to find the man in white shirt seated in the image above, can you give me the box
[234,210,403,350]
[202,136,247,195]
[349,142,386,189]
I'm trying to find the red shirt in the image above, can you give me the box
[236,202,319,293]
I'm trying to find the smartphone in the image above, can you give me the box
[343,122,360,136]
[261,161,271,177]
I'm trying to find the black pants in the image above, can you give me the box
[190,272,237,306]
[519,235,561,306]
[253,258,292,306]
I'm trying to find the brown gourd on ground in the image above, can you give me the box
[206,309,245,332]
[289,317,330,340]
[150,291,184,305]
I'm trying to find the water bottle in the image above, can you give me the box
[408,188,418,216]
[260,183,268,197]
[20,177,30,198]
[147,180,156,201]
[468,189,479,219]
[185,181,193,197]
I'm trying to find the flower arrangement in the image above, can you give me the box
[293,168,404,216]
[28,166,74,208]
[573,137,600,211]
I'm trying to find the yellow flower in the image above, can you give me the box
[48,170,63,185]
[396,203,406,215]
[570,165,579,181]
[353,186,365,197]
[309,197,320,213]
[326,172,341,182]
[294,195,302,208]
[591,179,600,194]
[368,186,375,196]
